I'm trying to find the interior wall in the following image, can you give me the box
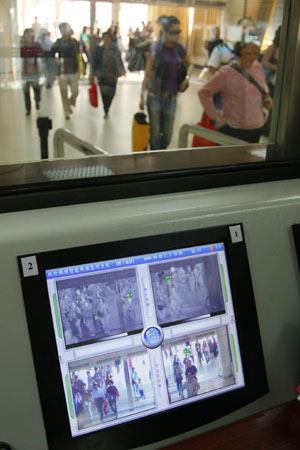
[147,5,190,47]
[192,8,219,56]
[1,178,300,450]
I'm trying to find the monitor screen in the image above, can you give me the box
[18,224,268,450]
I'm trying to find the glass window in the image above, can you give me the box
[0,0,298,186]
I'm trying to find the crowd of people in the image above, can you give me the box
[71,364,120,422]
[58,276,142,346]
[151,257,225,325]
[20,15,281,148]
[70,357,151,428]
[171,336,219,399]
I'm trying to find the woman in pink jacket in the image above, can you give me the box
[198,41,272,143]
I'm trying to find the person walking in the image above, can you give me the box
[106,380,119,416]
[139,15,191,150]
[79,26,90,77]
[51,22,79,120]
[37,28,56,88]
[261,26,281,137]
[131,367,139,399]
[182,372,200,399]
[21,28,43,116]
[91,31,125,119]
[91,382,106,421]
[174,362,183,396]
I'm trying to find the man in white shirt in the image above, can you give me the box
[207,42,235,76]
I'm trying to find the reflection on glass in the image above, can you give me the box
[0,0,284,164]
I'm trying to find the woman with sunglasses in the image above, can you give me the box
[139,16,191,150]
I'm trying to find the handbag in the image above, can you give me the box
[89,82,98,108]
[192,112,216,147]
[177,61,187,85]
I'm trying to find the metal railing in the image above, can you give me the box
[178,122,247,148]
[53,128,108,158]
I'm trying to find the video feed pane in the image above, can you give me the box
[56,269,143,348]
[162,326,235,404]
[68,349,156,431]
[150,255,225,325]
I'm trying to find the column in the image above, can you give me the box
[215,327,233,378]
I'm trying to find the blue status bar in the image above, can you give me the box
[46,243,225,279]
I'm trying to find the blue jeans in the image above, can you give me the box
[147,93,176,150]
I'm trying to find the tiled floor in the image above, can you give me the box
[0,71,204,165]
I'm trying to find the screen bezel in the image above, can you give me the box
[18,224,268,450]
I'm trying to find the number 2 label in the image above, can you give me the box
[21,256,39,277]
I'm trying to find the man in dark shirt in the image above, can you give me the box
[51,22,79,119]
[185,359,197,379]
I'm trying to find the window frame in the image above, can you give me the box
[0,0,299,213]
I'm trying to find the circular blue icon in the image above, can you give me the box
[142,326,164,349]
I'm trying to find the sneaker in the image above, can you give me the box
[36,102,40,110]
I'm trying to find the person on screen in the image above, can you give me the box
[95,296,110,335]
[106,380,119,416]
[93,366,103,388]
[169,286,183,320]
[173,354,182,380]
[185,359,197,379]
[91,382,106,421]
[71,374,84,416]
[138,378,146,399]
[202,339,210,364]
[182,372,200,399]
[69,293,82,339]
[212,336,219,357]
[81,383,93,420]
[174,362,183,396]
[183,355,191,369]
[184,340,195,363]
[187,265,196,291]
[208,338,214,358]
[195,340,203,366]
[87,371,94,392]
[131,367,140,400]
[72,374,84,392]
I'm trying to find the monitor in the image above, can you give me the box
[18,223,268,450]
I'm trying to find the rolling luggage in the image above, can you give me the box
[132,112,150,152]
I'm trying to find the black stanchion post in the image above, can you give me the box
[37,117,52,159]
